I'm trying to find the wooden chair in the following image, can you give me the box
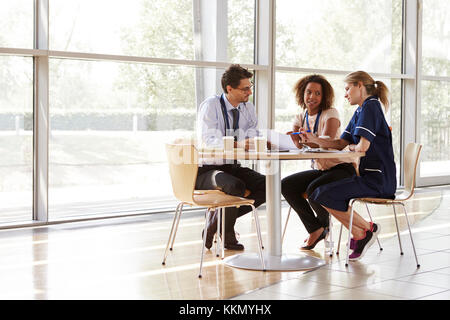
[340,142,422,267]
[162,142,265,277]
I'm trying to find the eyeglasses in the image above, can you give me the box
[235,84,254,93]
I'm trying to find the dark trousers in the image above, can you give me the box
[281,163,356,234]
[195,164,266,233]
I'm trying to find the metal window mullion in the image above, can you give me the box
[255,0,275,130]
[33,0,49,222]
[401,0,420,187]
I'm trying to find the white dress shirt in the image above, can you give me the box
[197,94,259,148]
[197,94,260,166]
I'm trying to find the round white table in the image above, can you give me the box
[200,148,365,271]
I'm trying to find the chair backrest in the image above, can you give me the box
[403,142,422,199]
[165,142,198,204]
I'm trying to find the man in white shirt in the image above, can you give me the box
[196,64,266,251]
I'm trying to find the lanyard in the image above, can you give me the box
[304,110,322,134]
[219,94,239,133]
[303,109,321,169]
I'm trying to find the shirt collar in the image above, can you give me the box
[362,95,378,106]
[223,94,243,111]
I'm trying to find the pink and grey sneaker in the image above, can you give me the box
[349,238,356,250]
[348,229,377,261]
[370,222,381,238]
[348,223,380,251]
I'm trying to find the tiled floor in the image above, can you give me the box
[232,187,450,300]
[0,185,448,300]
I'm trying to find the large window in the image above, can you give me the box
[276,0,403,74]
[48,58,202,219]
[49,0,255,63]
[0,0,33,48]
[419,0,450,179]
[0,0,449,226]
[0,56,33,224]
[275,0,403,180]
[46,0,255,220]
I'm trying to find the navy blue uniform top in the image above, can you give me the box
[341,96,397,197]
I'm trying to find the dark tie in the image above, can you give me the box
[231,108,239,141]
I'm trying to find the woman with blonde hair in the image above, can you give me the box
[300,71,396,261]
[281,74,357,250]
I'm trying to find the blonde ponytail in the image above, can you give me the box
[374,81,389,112]
[344,71,390,112]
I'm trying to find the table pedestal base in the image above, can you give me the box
[224,253,326,271]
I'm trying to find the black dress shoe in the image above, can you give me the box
[224,232,245,251]
[202,210,218,249]
[301,228,329,251]
[224,242,245,251]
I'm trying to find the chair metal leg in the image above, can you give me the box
[326,214,333,257]
[199,209,212,278]
[169,203,184,250]
[281,206,292,245]
[215,208,220,257]
[346,200,356,266]
[365,203,382,251]
[251,205,266,271]
[337,223,343,255]
[221,207,225,259]
[162,202,183,265]
[251,205,265,251]
[401,203,420,268]
[392,204,404,255]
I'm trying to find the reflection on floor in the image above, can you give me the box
[0,186,449,300]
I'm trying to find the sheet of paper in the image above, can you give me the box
[265,130,299,151]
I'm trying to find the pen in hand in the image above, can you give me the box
[289,130,310,135]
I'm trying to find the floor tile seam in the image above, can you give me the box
[249,275,351,299]
[303,286,406,300]
[393,278,450,290]
[376,248,450,257]
[285,277,351,292]
[255,286,332,300]
[346,279,445,300]
[225,274,306,300]
[374,250,450,268]
[266,285,350,300]
[305,276,386,289]
[413,288,450,300]
[396,266,450,277]
[318,266,406,281]
[381,234,450,246]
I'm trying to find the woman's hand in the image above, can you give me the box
[286,130,303,149]
[300,131,319,145]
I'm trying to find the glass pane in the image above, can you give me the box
[0,0,34,48]
[419,80,450,177]
[275,72,402,184]
[422,0,450,77]
[49,0,255,63]
[276,0,403,74]
[228,0,255,64]
[0,56,33,224]
[49,59,230,220]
